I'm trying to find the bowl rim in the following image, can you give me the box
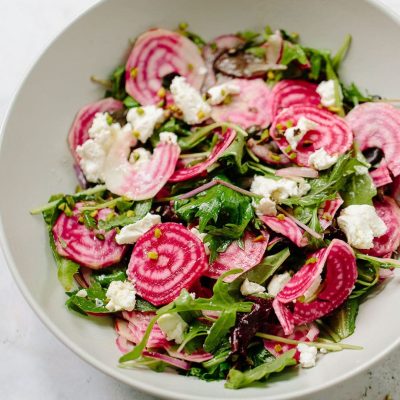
[0,0,399,399]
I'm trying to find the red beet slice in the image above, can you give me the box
[269,80,320,119]
[122,311,170,348]
[205,231,268,282]
[270,106,353,166]
[363,196,400,257]
[142,351,191,370]
[166,347,213,363]
[202,35,245,89]
[210,79,271,129]
[115,335,134,354]
[125,28,206,105]
[52,204,126,269]
[370,161,393,188]
[318,196,343,230]
[260,215,307,247]
[347,103,400,177]
[104,127,180,199]
[168,128,236,182]
[272,298,294,336]
[127,223,208,306]
[392,176,400,206]
[247,138,291,166]
[263,30,284,65]
[115,318,137,343]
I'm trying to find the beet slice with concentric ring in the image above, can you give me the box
[128,223,208,306]
[347,102,400,177]
[270,105,353,166]
[125,28,206,106]
[363,196,400,258]
[205,231,268,282]
[318,196,343,230]
[68,98,123,163]
[210,79,271,129]
[272,298,295,336]
[369,160,393,188]
[168,128,236,182]
[269,80,320,119]
[52,204,126,269]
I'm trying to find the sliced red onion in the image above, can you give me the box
[142,351,191,370]
[166,348,213,363]
[275,167,318,178]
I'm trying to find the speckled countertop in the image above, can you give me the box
[1,1,400,399]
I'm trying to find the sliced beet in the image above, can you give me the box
[269,80,320,118]
[205,231,268,282]
[52,204,126,269]
[270,105,353,166]
[166,347,213,362]
[103,127,180,200]
[115,318,137,343]
[347,103,400,178]
[260,215,307,247]
[122,311,170,348]
[115,335,135,354]
[370,161,393,188]
[125,28,206,105]
[210,79,271,129]
[318,196,344,230]
[272,298,294,336]
[127,223,208,306]
[363,196,400,257]
[247,138,291,166]
[68,98,123,164]
[168,128,236,182]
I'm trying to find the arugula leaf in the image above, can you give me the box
[280,42,309,66]
[225,350,297,389]
[66,281,110,314]
[248,344,276,367]
[123,96,140,108]
[342,82,373,109]
[350,260,380,299]
[93,269,127,287]
[105,65,127,100]
[332,34,352,71]
[219,132,248,174]
[204,309,236,353]
[341,170,376,206]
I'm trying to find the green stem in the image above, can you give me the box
[80,197,123,211]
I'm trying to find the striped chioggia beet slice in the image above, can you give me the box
[205,231,268,282]
[269,80,320,119]
[259,215,307,247]
[293,239,357,326]
[115,335,135,354]
[103,126,180,200]
[318,195,344,230]
[127,223,208,306]
[202,35,245,89]
[210,79,272,129]
[346,102,400,177]
[122,311,170,348]
[165,346,213,363]
[270,105,353,166]
[168,128,236,182]
[125,28,206,105]
[363,196,400,257]
[68,98,123,163]
[115,318,137,343]
[247,138,291,166]
[264,323,319,358]
[369,160,393,188]
[392,176,400,206]
[142,351,191,370]
[52,204,126,269]
[272,298,295,336]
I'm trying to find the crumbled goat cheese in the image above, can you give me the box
[126,105,165,143]
[308,147,338,170]
[115,213,161,245]
[88,112,113,145]
[316,80,343,108]
[297,343,318,368]
[319,347,328,354]
[240,279,266,296]
[157,313,188,344]
[170,76,211,124]
[254,197,277,217]
[105,280,136,312]
[129,147,152,167]
[159,131,178,144]
[95,298,104,307]
[337,205,387,249]
[284,117,319,150]
[76,289,88,298]
[190,227,210,255]
[267,272,291,296]
[207,82,241,105]
[251,176,303,202]
[198,66,208,75]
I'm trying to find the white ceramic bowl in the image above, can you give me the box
[1,0,400,399]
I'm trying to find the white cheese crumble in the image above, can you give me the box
[267,272,291,297]
[284,117,319,150]
[128,147,152,168]
[126,105,165,143]
[170,76,211,124]
[198,66,208,75]
[251,176,305,202]
[337,205,387,249]
[297,343,318,368]
[240,279,266,296]
[76,289,88,298]
[308,147,338,170]
[95,298,104,307]
[254,197,277,217]
[190,227,210,255]
[316,80,343,108]
[207,82,241,105]
[159,131,178,144]
[105,280,136,312]
[319,347,328,354]
[157,313,188,344]
[88,112,113,145]
[115,213,161,245]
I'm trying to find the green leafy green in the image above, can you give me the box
[248,344,276,367]
[66,282,109,314]
[204,309,236,353]
[123,96,140,108]
[341,170,376,206]
[342,82,373,109]
[219,132,248,174]
[332,34,352,71]
[93,269,127,287]
[225,350,297,389]
[280,42,309,66]
[105,65,127,100]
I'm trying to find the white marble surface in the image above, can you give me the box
[1,1,400,399]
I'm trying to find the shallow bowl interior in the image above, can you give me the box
[1,0,400,399]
